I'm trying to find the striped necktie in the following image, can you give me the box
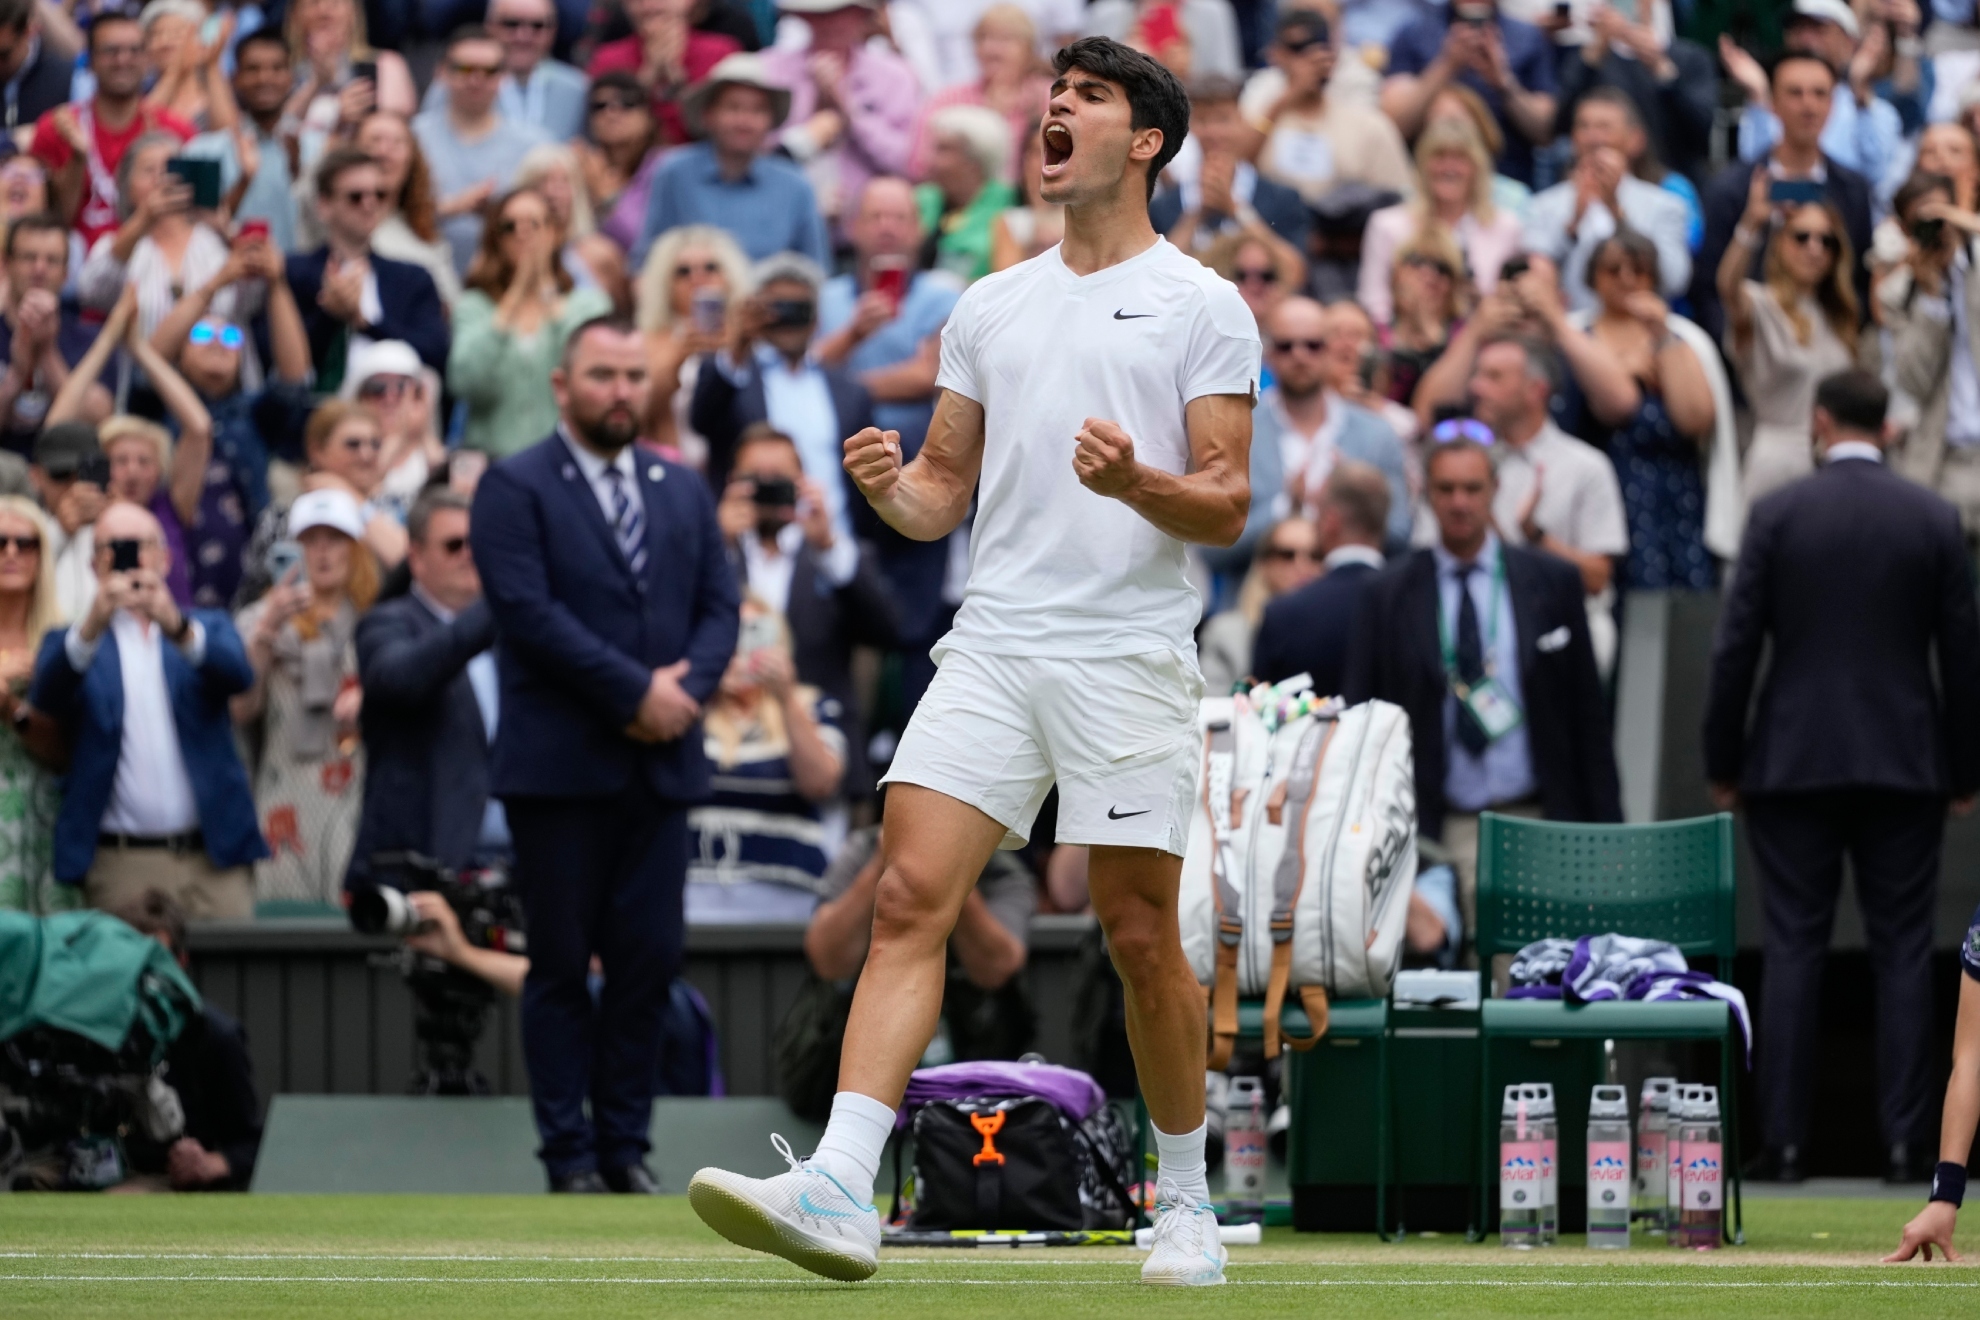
[604,465,647,575]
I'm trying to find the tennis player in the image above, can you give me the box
[689,36,1259,1287]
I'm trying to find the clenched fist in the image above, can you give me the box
[1074,418,1139,497]
[843,426,903,503]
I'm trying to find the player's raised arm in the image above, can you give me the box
[842,389,986,543]
[1072,392,1252,547]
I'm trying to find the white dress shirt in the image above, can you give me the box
[560,428,643,526]
[1824,440,1884,465]
[740,521,858,618]
[66,610,207,836]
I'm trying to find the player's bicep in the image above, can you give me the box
[1183,392,1253,488]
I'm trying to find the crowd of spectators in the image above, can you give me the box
[2,0,1980,1189]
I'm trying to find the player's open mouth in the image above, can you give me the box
[1042,122,1073,176]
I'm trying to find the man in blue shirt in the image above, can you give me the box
[813,175,963,710]
[1724,0,1903,191]
[1379,0,1559,187]
[422,0,590,142]
[637,53,830,269]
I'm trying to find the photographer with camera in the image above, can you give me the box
[690,251,874,519]
[717,424,895,797]
[1878,169,1980,547]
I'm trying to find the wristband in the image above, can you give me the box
[1931,1160,1967,1207]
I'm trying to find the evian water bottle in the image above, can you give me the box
[1634,1077,1675,1233]
[1665,1085,1687,1234]
[1499,1084,1542,1247]
[1532,1083,1559,1246]
[1586,1085,1631,1248]
[1677,1084,1723,1249]
[1224,1075,1266,1221]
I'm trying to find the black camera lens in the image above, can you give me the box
[1913,217,1946,248]
[750,476,798,507]
[767,298,816,329]
[349,885,418,936]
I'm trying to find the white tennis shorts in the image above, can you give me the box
[880,647,1204,856]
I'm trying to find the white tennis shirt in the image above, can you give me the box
[932,238,1261,660]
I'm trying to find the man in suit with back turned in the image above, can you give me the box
[1704,368,1980,1186]
[347,488,502,894]
[1251,458,1389,694]
[1344,435,1620,941]
[471,316,740,1194]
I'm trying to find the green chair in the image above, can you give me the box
[1473,812,1744,1245]
[1239,995,1393,1237]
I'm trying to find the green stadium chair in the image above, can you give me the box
[1238,995,1392,1238]
[1473,812,1743,1244]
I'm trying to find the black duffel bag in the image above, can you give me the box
[903,1095,1136,1231]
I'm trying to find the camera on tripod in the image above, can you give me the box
[350,853,527,1096]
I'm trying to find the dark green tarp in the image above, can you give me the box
[0,910,201,1065]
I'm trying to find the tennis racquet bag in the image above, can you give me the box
[1178,680,1417,1069]
[900,1095,1138,1231]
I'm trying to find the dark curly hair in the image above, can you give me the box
[1050,36,1190,200]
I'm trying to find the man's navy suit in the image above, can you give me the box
[471,431,739,1180]
[284,248,451,378]
[345,593,499,890]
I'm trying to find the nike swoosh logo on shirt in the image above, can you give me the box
[1108,806,1151,820]
[1113,310,1156,320]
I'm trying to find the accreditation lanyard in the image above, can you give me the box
[1436,554,1505,693]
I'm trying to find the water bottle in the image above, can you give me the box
[1634,1077,1675,1233]
[1665,1085,1687,1236]
[1224,1075,1266,1220]
[1677,1085,1724,1250]
[1586,1084,1632,1248]
[1532,1083,1559,1246]
[1498,1084,1542,1247]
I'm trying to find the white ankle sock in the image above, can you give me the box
[807,1090,895,1207]
[1154,1120,1211,1206]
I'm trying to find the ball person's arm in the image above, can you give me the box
[842,389,986,542]
[1073,392,1252,547]
[1887,971,1980,1261]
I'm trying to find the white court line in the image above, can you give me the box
[5,1274,1977,1289]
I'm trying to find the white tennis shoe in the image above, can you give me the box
[1141,1178,1228,1286]
[688,1135,882,1282]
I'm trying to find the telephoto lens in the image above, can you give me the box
[349,885,421,936]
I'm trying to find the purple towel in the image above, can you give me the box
[896,1060,1108,1129]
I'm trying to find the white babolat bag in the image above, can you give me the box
[1179,675,1417,1069]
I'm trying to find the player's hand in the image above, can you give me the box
[1073,418,1140,498]
[1885,1200,1961,1262]
[843,426,902,503]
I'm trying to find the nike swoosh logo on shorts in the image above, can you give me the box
[1108,806,1151,820]
[1113,310,1156,320]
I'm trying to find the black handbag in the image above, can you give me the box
[901,1095,1138,1231]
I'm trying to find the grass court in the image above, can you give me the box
[3,1192,1976,1317]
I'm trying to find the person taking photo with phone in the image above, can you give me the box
[633,221,749,463]
[27,494,266,918]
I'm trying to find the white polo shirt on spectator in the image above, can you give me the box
[1491,420,1629,675]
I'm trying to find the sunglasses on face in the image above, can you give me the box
[589,94,643,113]
[1401,254,1455,278]
[675,261,722,279]
[1272,337,1326,354]
[1431,417,1496,446]
[0,534,40,555]
[492,16,550,30]
[1787,228,1840,253]
[498,216,544,235]
[357,375,415,400]
[439,535,469,554]
[340,187,389,206]
[1264,545,1324,563]
[189,322,244,349]
[1235,267,1277,285]
[451,62,504,78]
[1281,36,1326,54]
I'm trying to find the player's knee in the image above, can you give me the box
[1099,904,1177,987]
[869,864,953,949]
